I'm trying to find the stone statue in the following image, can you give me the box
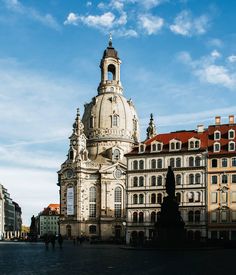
[156,166,185,246]
[166,166,175,200]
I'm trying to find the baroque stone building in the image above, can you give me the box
[126,118,208,243]
[58,39,140,240]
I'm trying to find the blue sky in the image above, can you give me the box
[0,0,236,225]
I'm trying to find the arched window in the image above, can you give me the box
[222,158,228,167]
[176,174,181,185]
[195,211,201,223]
[133,194,138,204]
[170,158,175,167]
[195,140,200,148]
[212,159,218,168]
[89,115,94,128]
[188,211,194,222]
[214,142,220,152]
[157,159,162,168]
[176,158,181,168]
[229,129,235,139]
[229,142,235,151]
[139,176,144,187]
[151,159,156,169]
[222,174,228,184]
[139,194,144,204]
[170,142,175,150]
[195,174,201,184]
[176,192,181,203]
[189,157,194,167]
[189,174,194,185]
[157,193,162,204]
[176,142,181,150]
[157,176,162,186]
[188,192,194,203]
[151,193,156,204]
[214,130,221,140]
[69,150,74,160]
[139,160,144,170]
[89,225,96,234]
[114,187,122,218]
[107,64,116,80]
[112,115,119,127]
[133,160,138,170]
[190,141,194,149]
[133,212,138,223]
[113,149,120,161]
[133,177,138,187]
[151,212,156,223]
[89,187,96,218]
[152,144,157,152]
[195,192,201,202]
[151,176,156,186]
[195,156,201,167]
[139,212,144,223]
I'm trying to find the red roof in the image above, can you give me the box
[208,124,236,155]
[127,130,208,155]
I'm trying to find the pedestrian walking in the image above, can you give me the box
[58,234,63,249]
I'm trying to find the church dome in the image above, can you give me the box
[82,93,139,143]
[82,39,140,160]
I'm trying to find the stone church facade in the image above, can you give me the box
[58,39,140,240]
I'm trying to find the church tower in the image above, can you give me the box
[82,36,139,163]
[58,38,140,240]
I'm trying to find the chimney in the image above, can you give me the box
[229,115,234,124]
[197,125,204,133]
[215,116,221,125]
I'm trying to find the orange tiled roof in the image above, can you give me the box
[208,124,236,156]
[127,130,208,155]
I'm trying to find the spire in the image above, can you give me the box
[72,108,84,135]
[109,32,112,47]
[146,113,157,139]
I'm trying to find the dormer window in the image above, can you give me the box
[151,142,162,152]
[229,141,235,151]
[214,130,221,140]
[139,144,146,153]
[169,140,181,151]
[229,129,235,139]
[188,138,201,150]
[213,142,221,152]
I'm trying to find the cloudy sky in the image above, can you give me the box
[0,0,236,225]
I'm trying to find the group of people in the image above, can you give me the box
[44,233,63,249]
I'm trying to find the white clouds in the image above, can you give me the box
[109,0,124,11]
[64,12,116,29]
[141,0,164,9]
[196,65,235,88]
[177,51,236,90]
[139,14,164,35]
[207,38,223,48]
[64,12,79,25]
[115,28,138,37]
[228,55,236,63]
[170,10,209,36]
[211,50,221,59]
[3,0,60,30]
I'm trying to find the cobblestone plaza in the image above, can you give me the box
[0,241,235,275]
